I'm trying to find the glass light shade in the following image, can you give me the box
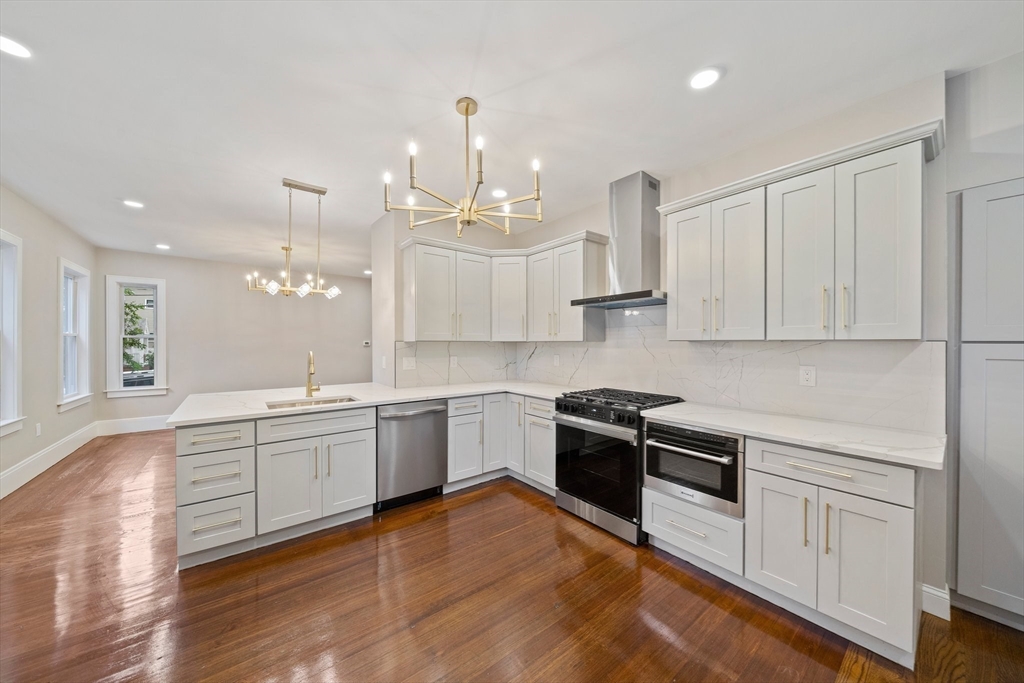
[407,195,415,205]
[532,159,540,171]
[383,172,392,184]
[295,282,312,298]
[408,142,417,156]
[475,136,484,150]
[325,285,341,300]
[265,280,281,295]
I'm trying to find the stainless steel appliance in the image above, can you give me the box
[554,388,683,544]
[644,421,744,518]
[376,400,448,511]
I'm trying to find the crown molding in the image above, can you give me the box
[397,230,608,257]
[658,119,945,215]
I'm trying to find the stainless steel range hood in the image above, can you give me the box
[571,171,666,309]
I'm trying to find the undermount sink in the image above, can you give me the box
[266,396,358,410]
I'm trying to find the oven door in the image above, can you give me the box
[644,433,743,518]
[554,414,640,521]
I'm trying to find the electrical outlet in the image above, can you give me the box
[362,340,371,347]
[450,356,458,368]
[553,354,560,367]
[799,366,817,387]
[403,357,416,370]
[35,423,41,437]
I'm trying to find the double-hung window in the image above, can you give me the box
[58,258,91,412]
[1,230,23,436]
[106,276,167,397]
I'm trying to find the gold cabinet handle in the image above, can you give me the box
[713,296,720,332]
[314,445,318,480]
[701,297,706,333]
[821,285,827,330]
[841,283,848,329]
[530,403,550,413]
[548,312,552,336]
[190,433,241,446]
[191,470,242,484]
[514,400,522,426]
[529,419,550,429]
[451,312,456,336]
[479,418,484,445]
[785,460,853,479]
[454,401,477,410]
[327,443,331,477]
[803,497,809,547]
[825,503,831,554]
[666,519,707,538]
[193,517,242,533]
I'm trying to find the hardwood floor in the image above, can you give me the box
[1,431,1021,682]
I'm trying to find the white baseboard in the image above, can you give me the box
[0,415,171,499]
[921,583,951,621]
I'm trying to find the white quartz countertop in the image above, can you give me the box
[641,402,945,470]
[166,381,568,427]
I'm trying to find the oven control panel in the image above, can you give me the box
[555,399,639,426]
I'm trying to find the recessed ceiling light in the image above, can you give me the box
[155,244,170,250]
[690,68,721,90]
[123,200,144,208]
[364,270,372,275]
[492,189,507,198]
[0,35,31,59]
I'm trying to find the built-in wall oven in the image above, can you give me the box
[643,421,744,518]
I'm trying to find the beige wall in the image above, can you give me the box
[92,249,372,421]
[0,186,97,472]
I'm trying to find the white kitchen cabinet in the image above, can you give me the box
[448,412,484,483]
[525,416,556,489]
[817,487,914,652]
[527,250,555,341]
[711,187,766,340]
[527,240,605,342]
[322,428,376,517]
[491,256,527,341]
[834,142,923,340]
[958,343,1024,615]
[666,203,712,341]
[553,242,584,341]
[745,469,819,608]
[456,251,491,341]
[257,437,323,534]
[961,178,1024,342]
[406,244,457,341]
[482,393,507,473]
[506,394,525,475]
[767,167,836,340]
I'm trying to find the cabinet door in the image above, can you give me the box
[817,488,914,651]
[456,251,491,341]
[448,413,484,483]
[492,256,527,341]
[553,242,584,341]
[322,429,376,517]
[506,394,525,474]
[834,142,922,340]
[767,168,835,340]
[666,204,712,341]
[527,250,555,341]
[962,178,1024,342]
[711,187,766,340]
[256,437,323,534]
[958,343,1024,615]
[415,245,457,341]
[745,470,819,608]
[525,417,556,489]
[483,394,507,473]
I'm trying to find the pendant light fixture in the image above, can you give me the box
[383,97,543,238]
[246,178,341,299]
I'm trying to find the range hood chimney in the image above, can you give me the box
[572,171,666,309]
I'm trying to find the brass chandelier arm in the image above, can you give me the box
[389,204,457,214]
[412,184,459,209]
[478,211,542,221]
[412,212,460,228]
[476,194,537,212]
[477,215,509,235]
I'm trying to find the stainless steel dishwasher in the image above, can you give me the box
[376,400,448,511]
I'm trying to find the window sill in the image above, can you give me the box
[105,386,169,399]
[0,417,26,438]
[57,393,93,413]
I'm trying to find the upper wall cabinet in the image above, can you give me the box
[456,251,491,342]
[667,188,765,341]
[961,178,1024,342]
[492,256,527,342]
[402,244,490,342]
[834,142,923,340]
[528,241,605,342]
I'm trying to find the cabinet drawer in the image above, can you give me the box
[257,407,376,444]
[524,397,555,419]
[448,396,483,416]
[747,439,914,507]
[176,492,255,557]
[176,447,255,506]
[176,421,255,457]
[643,487,744,576]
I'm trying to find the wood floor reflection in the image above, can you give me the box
[1,430,1021,682]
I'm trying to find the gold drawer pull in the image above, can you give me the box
[665,519,707,538]
[193,517,242,533]
[529,419,550,429]
[454,402,477,409]
[190,433,241,445]
[191,470,242,484]
[530,403,550,413]
[785,461,853,479]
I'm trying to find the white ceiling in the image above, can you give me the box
[1,1,1021,277]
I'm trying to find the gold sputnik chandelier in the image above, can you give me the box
[383,97,542,238]
[246,178,341,299]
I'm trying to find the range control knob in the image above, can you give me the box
[616,413,626,423]
[626,415,637,425]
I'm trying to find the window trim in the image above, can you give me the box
[105,275,167,398]
[58,257,91,412]
[0,229,24,437]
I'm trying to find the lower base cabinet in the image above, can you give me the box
[449,412,484,482]
[322,429,377,517]
[506,395,525,474]
[483,394,507,472]
[525,416,556,489]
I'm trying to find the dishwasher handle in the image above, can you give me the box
[379,405,448,419]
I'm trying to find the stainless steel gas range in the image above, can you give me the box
[554,388,682,544]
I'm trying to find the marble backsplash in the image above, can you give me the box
[395,308,946,434]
